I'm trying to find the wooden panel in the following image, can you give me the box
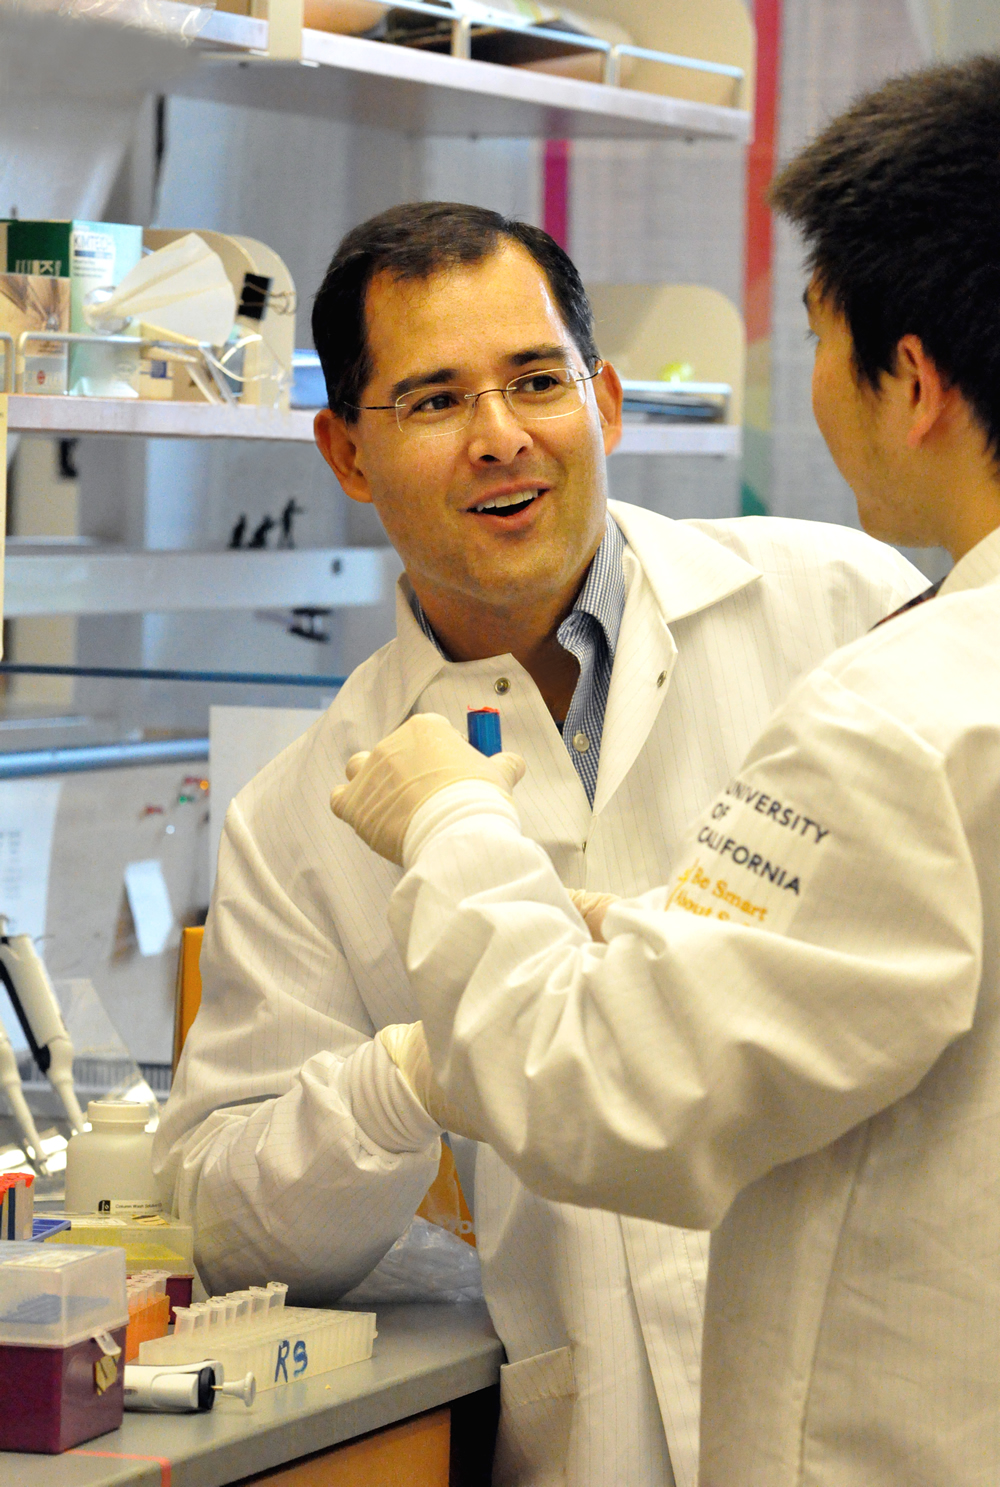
[173,924,204,1070]
[239,1407,450,1487]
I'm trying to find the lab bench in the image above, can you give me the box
[0,1301,503,1487]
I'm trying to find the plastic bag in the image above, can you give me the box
[338,1216,484,1305]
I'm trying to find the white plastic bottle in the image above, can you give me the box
[64,1101,160,1216]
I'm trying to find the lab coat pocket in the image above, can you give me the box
[493,1344,576,1487]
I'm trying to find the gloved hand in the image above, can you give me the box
[377,1022,486,1142]
[330,713,525,865]
[567,887,620,943]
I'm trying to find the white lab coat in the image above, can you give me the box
[154,501,922,1487]
[394,528,1000,1487]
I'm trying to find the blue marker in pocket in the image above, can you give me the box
[467,708,503,757]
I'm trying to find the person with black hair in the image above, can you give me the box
[330,63,1000,1487]
[156,201,921,1487]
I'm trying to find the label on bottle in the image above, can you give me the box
[96,1198,163,1217]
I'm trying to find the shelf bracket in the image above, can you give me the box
[267,0,304,61]
[450,16,473,60]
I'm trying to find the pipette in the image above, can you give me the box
[0,1022,48,1175]
[0,922,84,1133]
[123,1359,257,1413]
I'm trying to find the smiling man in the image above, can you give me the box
[155,203,922,1487]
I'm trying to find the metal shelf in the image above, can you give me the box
[616,423,742,457]
[4,544,386,616]
[185,15,751,141]
[8,395,315,441]
[8,0,747,143]
[9,395,738,455]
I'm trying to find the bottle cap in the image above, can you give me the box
[86,1100,151,1126]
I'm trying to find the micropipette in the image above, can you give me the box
[0,921,84,1133]
[0,1021,49,1175]
[123,1360,257,1413]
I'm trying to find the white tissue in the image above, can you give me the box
[83,232,237,347]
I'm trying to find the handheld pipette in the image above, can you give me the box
[0,1021,48,1175]
[467,707,503,757]
[0,921,85,1133]
[124,1359,257,1413]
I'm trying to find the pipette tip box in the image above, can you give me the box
[0,1243,128,1452]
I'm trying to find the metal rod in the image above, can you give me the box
[0,738,210,780]
[451,14,472,59]
[0,664,347,688]
[0,333,13,396]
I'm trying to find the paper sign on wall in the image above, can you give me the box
[123,859,174,958]
[0,778,63,1051]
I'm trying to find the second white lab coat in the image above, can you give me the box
[154,501,922,1487]
[394,531,1000,1486]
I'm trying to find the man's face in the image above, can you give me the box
[807,279,940,547]
[316,243,621,628]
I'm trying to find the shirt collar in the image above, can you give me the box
[408,513,628,659]
[939,525,1000,597]
[562,514,627,657]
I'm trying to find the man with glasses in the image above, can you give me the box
[155,202,922,1486]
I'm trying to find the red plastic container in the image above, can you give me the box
[0,1324,127,1453]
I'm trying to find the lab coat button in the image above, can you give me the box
[573,732,590,753]
[656,670,668,688]
[494,677,511,695]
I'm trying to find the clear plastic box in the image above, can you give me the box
[43,1214,194,1272]
[0,1242,127,1348]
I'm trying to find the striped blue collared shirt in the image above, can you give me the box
[411,515,627,806]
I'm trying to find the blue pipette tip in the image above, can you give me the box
[467,708,503,757]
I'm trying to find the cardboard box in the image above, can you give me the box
[0,273,70,394]
[0,221,143,396]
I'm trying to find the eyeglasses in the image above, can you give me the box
[359,363,603,438]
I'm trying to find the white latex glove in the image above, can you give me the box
[330,713,525,865]
[567,887,620,942]
[377,1022,487,1142]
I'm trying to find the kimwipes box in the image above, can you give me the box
[0,220,142,396]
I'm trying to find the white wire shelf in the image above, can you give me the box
[186,11,750,141]
[8,394,740,454]
[3,543,387,616]
[7,395,315,441]
[616,422,741,457]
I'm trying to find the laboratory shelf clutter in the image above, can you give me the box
[5,0,753,143]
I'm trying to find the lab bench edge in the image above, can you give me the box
[0,1300,503,1487]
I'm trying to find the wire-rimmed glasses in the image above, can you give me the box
[360,363,603,438]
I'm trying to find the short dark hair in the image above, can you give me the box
[311,201,599,421]
[769,56,1000,456]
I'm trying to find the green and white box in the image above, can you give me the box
[0,220,143,396]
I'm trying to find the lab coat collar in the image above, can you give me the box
[608,501,763,622]
[377,503,763,805]
[939,524,1000,596]
[590,506,763,818]
[372,578,452,729]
